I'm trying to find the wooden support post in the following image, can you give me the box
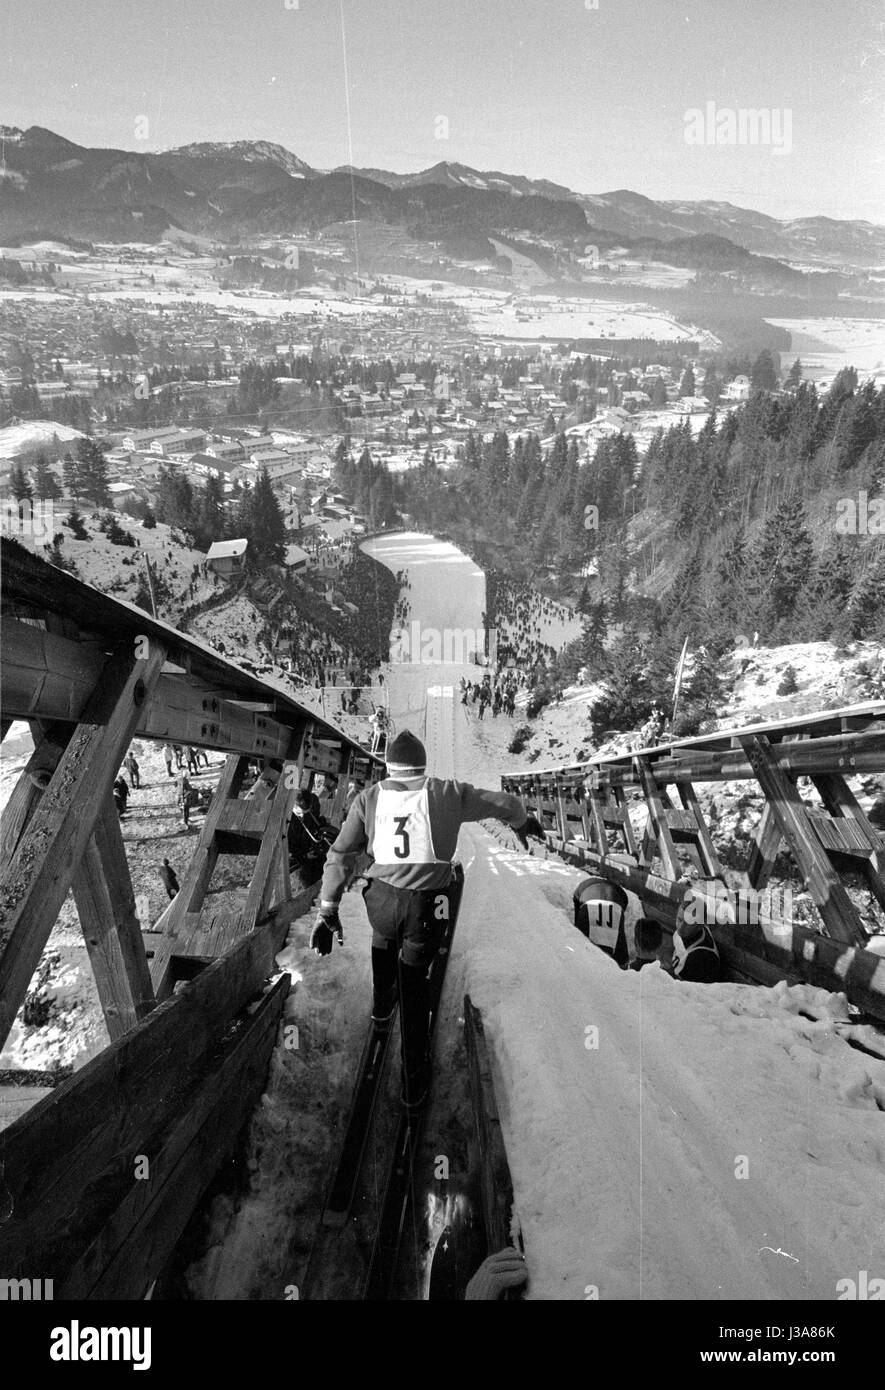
[615,788,638,857]
[554,777,570,843]
[0,641,166,1050]
[72,803,156,1040]
[587,787,609,858]
[678,781,723,879]
[242,768,301,932]
[330,756,352,824]
[149,753,248,998]
[746,801,785,890]
[740,735,867,945]
[635,757,681,880]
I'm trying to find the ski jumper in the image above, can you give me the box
[320,776,527,1074]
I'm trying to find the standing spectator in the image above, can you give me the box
[178,772,195,828]
[163,744,175,778]
[159,858,180,899]
[186,745,200,776]
[113,775,129,818]
[124,749,141,790]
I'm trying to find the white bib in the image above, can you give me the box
[584,901,623,951]
[372,785,442,864]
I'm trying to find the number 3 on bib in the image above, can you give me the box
[394,816,411,858]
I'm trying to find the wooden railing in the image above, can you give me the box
[0,536,385,1297]
[502,702,885,1022]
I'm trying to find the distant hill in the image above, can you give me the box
[1,126,882,272]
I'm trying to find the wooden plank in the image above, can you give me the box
[740,735,867,946]
[662,807,698,835]
[0,641,166,1049]
[72,803,155,1040]
[0,914,284,1269]
[0,619,296,760]
[26,975,288,1297]
[812,773,885,913]
[464,996,517,1258]
[809,816,877,856]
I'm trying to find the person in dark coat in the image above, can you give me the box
[113,776,129,818]
[160,858,180,899]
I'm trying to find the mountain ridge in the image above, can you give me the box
[1,126,883,268]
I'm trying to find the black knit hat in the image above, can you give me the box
[385,729,426,776]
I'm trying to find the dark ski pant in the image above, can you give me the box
[362,876,449,1078]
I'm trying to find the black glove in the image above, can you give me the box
[310,909,343,956]
[515,815,546,849]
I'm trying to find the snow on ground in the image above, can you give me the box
[468,297,702,343]
[7,511,217,623]
[0,418,87,457]
[187,532,884,1300]
[765,317,885,382]
[66,288,398,319]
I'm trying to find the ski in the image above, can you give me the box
[362,864,464,1299]
[322,1011,398,1228]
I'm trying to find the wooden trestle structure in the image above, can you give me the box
[502,702,885,1023]
[0,537,384,1297]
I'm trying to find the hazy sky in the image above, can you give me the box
[3,0,883,222]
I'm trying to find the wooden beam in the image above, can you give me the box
[139,676,295,760]
[0,913,285,1271]
[0,724,68,866]
[746,801,784,890]
[740,735,867,946]
[635,757,681,880]
[3,974,287,1296]
[0,640,166,1049]
[2,621,300,760]
[72,803,155,1040]
[242,768,301,931]
[82,977,287,1300]
[577,731,885,789]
